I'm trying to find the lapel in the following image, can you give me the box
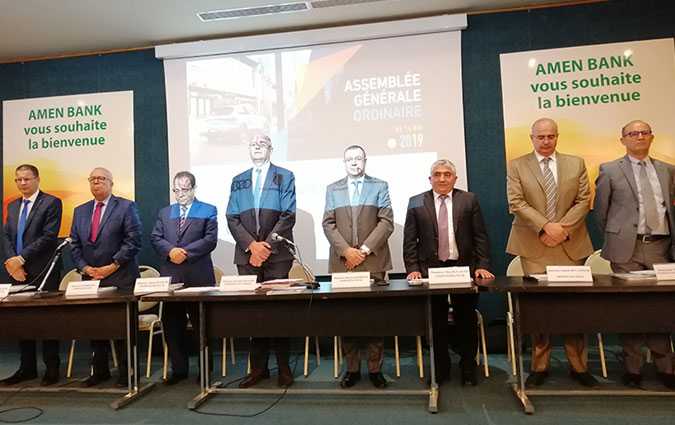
[335,177,352,221]
[423,190,438,237]
[618,155,639,201]
[525,152,546,193]
[23,191,43,230]
[258,163,276,209]
[451,189,461,234]
[651,158,671,210]
[95,195,118,241]
[353,175,370,218]
[82,200,95,243]
[244,168,255,208]
[555,154,568,218]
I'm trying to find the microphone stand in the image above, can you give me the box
[281,242,319,289]
[33,249,65,298]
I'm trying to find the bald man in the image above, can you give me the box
[70,167,142,388]
[506,118,595,388]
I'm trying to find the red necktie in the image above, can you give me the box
[90,202,104,242]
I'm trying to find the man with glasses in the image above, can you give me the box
[322,145,394,389]
[226,134,296,388]
[70,167,142,387]
[1,164,62,386]
[506,118,596,388]
[151,171,218,385]
[594,120,675,390]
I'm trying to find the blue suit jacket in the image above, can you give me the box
[150,199,217,286]
[226,163,296,265]
[70,195,142,289]
[2,191,62,289]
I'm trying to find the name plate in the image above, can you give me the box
[546,265,593,283]
[134,277,172,295]
[219,275,260,291]
[331,272,371,288]
[653,263,675,283]
[428,267,472,286]
[0,284,11,299]
[65,280,100,297]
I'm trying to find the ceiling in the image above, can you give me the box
[0,0,595,62]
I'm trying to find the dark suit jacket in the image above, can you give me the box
[150,199,218,286]
[2,191,62,289]
[226,163,296,265]
[70,195,142,289]
[403,189,490,275]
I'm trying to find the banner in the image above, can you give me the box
[500,38,675,190]
[3,91,135,236]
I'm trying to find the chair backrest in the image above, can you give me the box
[213,265,225,285]
[59,268,82,291]
[506,256,524,277]
[138,265,161,312]
[584,249,612,275]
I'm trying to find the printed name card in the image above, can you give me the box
[134,277,172,295]
[219,275,260,291]
[546,266,593,284]
[331,272,371,288]
[428,267,472,286]
[653,263,675,284]
[0,284,11,299]
[65,280,100,297]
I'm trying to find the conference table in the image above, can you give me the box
[143,279,477,413]
[0,290,154,409]
[481,275,675,414]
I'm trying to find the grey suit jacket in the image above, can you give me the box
[594,155,675,263]
[322,175,394,273]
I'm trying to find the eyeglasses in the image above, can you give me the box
[172,188,194,194]
[14,177,35,183]
[623,130,652,138]
[533,134,557,141]
[344,156,365,163]
[88,176,108,183]
[249,142,271,149]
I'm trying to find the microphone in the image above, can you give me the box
[271,232,295,247]
[55,237,72,253]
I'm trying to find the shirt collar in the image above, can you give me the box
[534,151,557,164]
[347,175,365,185]
[22,190,39,203]
[433,190,453,200]
[253,161,270,175]
[95,194,112,206]
[628,155,651,166]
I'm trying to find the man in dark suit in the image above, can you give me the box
[1,164,62,386]
[151,171,218,385]
[403,159,493,386]
[70,167,142,387]
[322,145,394,389]
[226,134,296,388]
[594,120,675,390]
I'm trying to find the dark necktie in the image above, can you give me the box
[438,195,450,262]
[90,202,104,242]
[178,205,188,232]
[16,199,31,253]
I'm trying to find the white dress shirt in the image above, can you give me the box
[433,190,459,261]
[627,155,668,235]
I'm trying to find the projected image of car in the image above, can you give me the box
[201,105,268,144]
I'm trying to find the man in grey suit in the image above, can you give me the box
[322,145,394,389]
[594,119,675,390]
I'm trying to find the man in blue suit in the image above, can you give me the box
[1,164,62,386]
[151,171,217,385]
[226,134,296,388]
[70,167,142,387]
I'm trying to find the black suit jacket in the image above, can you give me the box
[403,189,490,275]
[2,191,62,289]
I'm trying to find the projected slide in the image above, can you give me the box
[164,31,466,274]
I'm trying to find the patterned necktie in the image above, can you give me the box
[179,205,188,232]
[351,181,361,205]
[638,161,660,233]
[253,168,262,209]
[542,158,558,221]
[16,199,31,253]
[90,202,104,242]
[438,195,450,262]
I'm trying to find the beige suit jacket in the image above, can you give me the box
[506,151,593,261]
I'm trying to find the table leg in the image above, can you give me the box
[189,301,212,410]
[511,294,534,414]
[426,295,438,413]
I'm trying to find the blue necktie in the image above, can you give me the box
[253,168,262,209]
[16,199,31,253]
[351,181,361,206]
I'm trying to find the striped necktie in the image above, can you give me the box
[542,157,558,221]
[179,205,188,232]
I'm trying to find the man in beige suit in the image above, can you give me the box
[323,144,394,389]
[506,118,596,387]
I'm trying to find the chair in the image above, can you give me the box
[137,265,169,379]
[61,269,118,378]
[448,295,490,378]
[584,250,610,378]
[214,265,237,376]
